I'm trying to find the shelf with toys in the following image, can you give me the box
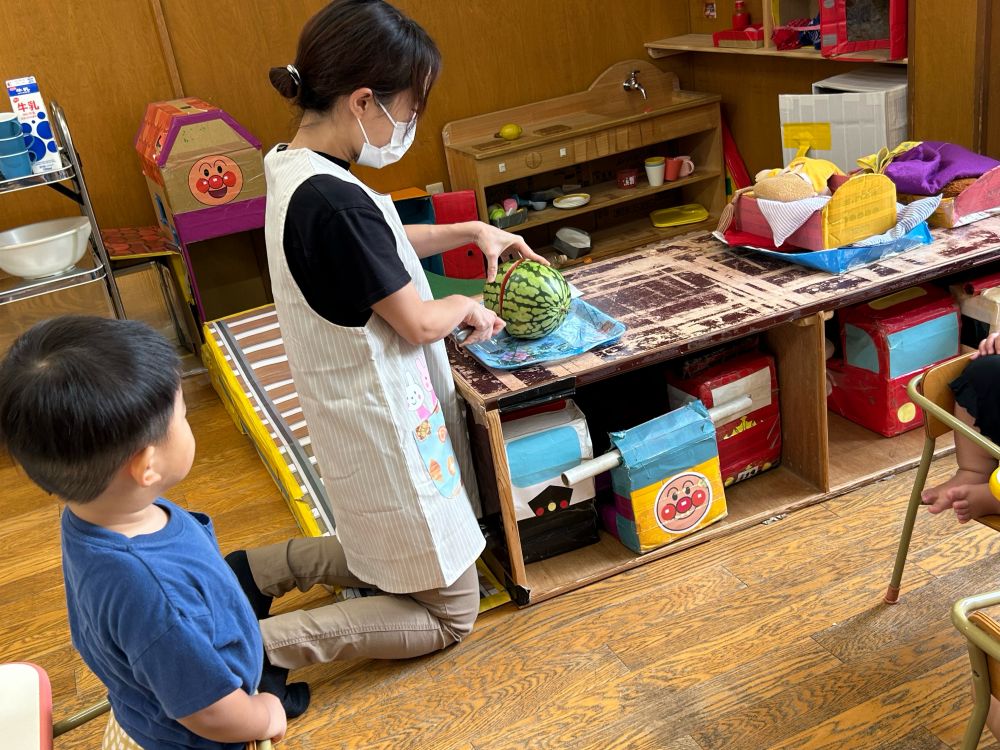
[644,33,907,65]
[443,60,728,270]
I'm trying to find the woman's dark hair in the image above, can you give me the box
[0,316,182,503]
[269,0,441,114]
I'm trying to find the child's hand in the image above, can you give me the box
[259,692,287,742]
[973,333,1000,359]
[461,302,505,346]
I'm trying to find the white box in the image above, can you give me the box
[778,68,908,171]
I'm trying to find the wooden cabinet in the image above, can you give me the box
[442,61,726,268]
[449,219,1000,605]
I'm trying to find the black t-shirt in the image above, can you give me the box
[281,148,411,327]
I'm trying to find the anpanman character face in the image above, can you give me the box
[188,155,243,205]
[654,471,712,533]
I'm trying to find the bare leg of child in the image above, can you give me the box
[941,482,1000,523]
[987,693,1000,742]
[923,404,998,514]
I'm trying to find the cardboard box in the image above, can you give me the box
[779,68,907,170]
[603,402,728,554]
[713,25,765,48]
[667,352,782,487]
[135,98,265,246]
[5,76,60,174]
[950,271,1000,349]
[820,0,907,61]
[734,173,897,250]
[899,166,1000,229]
[501,400,599,563]
[827,285,960,437]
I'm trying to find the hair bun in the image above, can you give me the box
[268,66,299,100]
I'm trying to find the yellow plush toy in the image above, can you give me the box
[753,156,845,202]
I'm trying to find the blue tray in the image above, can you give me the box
[718,223,933,274]
[462,298,626,370]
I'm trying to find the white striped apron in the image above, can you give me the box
[263,146,484,593]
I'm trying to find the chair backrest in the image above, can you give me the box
[918,352,975,439]
[971,611,1000,699]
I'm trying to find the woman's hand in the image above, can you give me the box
[474,222,549,282]
[973,332,1000,359]
[461,300,505,345]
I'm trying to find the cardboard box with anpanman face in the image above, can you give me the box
[603,401,728,554]
[135,98,265,245]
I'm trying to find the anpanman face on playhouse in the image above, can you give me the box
[188,155,243,206]
[654,470,713,533]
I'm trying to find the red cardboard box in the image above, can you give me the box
[667,352,782,487]
[713,24,766,48]
[827,285,960,437]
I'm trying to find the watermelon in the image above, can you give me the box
[483,260,571,339]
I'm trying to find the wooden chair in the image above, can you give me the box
[952,591,1000,749]
[884,353,1000,604]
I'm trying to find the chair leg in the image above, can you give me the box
[962,645,992,750]
[885,437,936,604]
[52,697,110,737]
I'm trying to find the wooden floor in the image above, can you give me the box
[4,375,1000,750]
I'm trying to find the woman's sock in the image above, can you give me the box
[224,549,273,620]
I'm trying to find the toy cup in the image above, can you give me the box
[0,113,20,140]
[667,155,695,181]
[0,151,33,180]
[0,133,27,157]
[617,168,639,189]
[644,156,666,187]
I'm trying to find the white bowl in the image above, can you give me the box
[0,217,92,279]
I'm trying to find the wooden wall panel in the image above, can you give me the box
[684,56,868,178]
[159,0,690,195]
[0,0,176,231]
[907,0,981,149]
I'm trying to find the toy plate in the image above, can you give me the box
[461,298,625,370]
[553,193,591,209]
[650,203,709,228]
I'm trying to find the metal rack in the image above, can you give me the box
[0,101,124,318]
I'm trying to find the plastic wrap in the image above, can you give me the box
[461,298,626,370]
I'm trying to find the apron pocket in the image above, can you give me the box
[412,403,461,499]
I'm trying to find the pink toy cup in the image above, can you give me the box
[667,156,695,181]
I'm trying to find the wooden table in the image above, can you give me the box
[451,217,1000,605]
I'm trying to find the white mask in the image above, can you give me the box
[356,100,416,169]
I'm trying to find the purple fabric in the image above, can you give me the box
[884,141,1000,195]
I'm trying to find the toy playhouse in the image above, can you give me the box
[136,98,265,246]
[667,351,782,487]
[500,400,600,564]
[827,285,960,437]
[600,402,729,554]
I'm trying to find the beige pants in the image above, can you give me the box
[246,536,480,670]
[103,710,266,750]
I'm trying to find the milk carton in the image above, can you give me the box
[6,76,60,174]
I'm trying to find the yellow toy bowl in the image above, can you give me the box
[650,203,709,228]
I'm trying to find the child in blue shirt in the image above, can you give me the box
[0,317,298,749]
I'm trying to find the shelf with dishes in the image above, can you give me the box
[506,167,723,233]
[644,34,907,65]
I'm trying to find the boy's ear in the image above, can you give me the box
[126,445,160,488]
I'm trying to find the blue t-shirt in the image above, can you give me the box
[61,499,263,750]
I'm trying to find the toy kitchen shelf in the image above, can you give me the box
[442,60,726,269]
[644,34,907,64]
[448,218,1000,606]
[0,102,123,352]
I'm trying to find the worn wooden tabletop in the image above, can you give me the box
[449,217,1000,410]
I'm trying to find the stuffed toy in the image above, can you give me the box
[752,156,844,202]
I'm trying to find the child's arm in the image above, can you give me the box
[372,283,504,346]
[404,221,547,281]
[178,688,286,743]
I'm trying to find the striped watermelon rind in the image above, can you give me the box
[482,260,571,339]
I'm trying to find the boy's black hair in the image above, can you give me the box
[0,316,182,502]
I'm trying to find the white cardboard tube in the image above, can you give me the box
[559,396,754,486]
